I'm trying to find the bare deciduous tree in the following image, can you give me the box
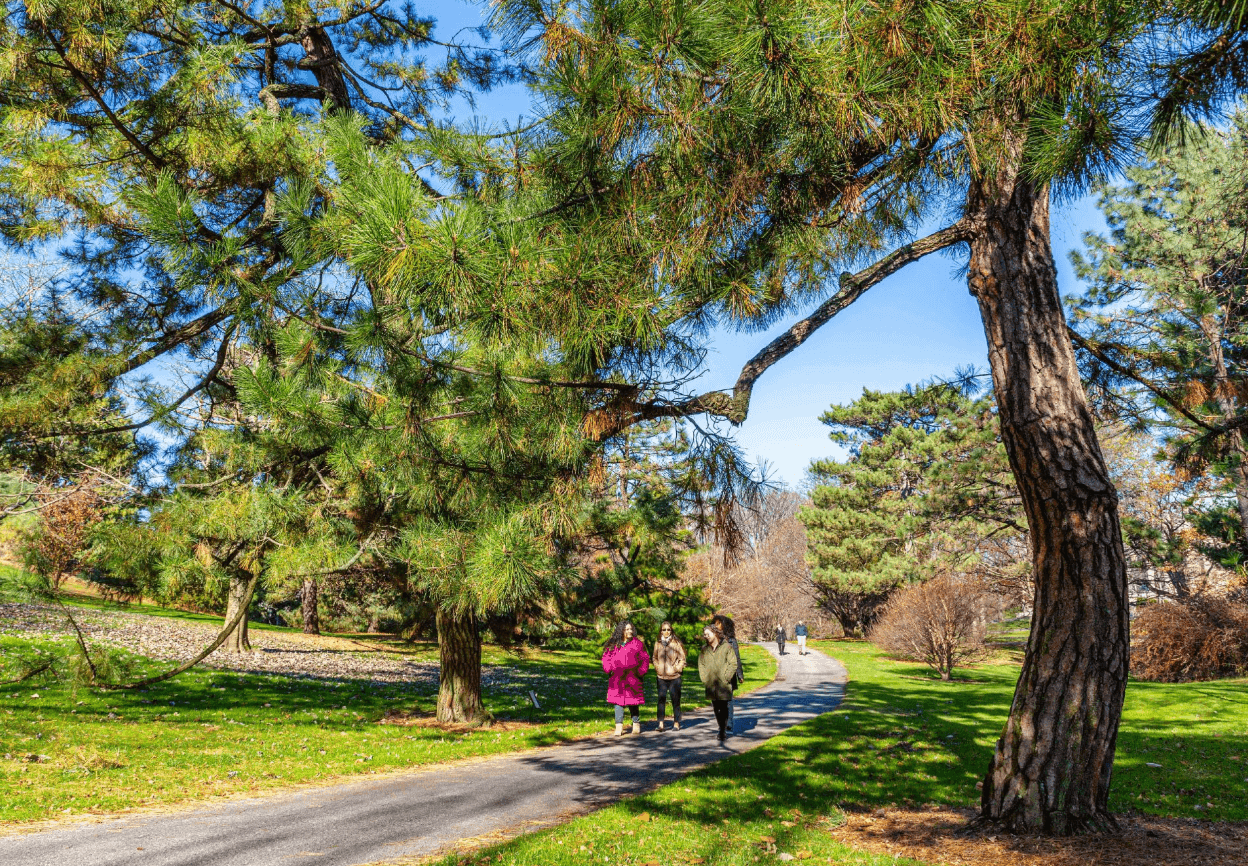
[683,490,832,639]
[870,574,1002,680]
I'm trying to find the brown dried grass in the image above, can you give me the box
[1132,596,1248,682]
[829,806,1248,866]
[377,709,542,732]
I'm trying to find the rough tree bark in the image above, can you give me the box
[301,577,320,635]
[966,150,1129,834]
[436,608,488,725]
[1201,315,1248,547]
[223,570,253,653]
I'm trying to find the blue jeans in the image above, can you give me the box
[614,704,640,725]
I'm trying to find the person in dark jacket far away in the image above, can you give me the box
[711,613,744,734]
[602,621,650,736]
[775,623,786,656]
[652,620,686,731]
[698,623,736,743]
[795,620,808,655]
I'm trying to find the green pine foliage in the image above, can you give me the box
[800,384,1023,636]
[1070,111,1248,564]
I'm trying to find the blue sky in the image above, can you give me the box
[433,1,1111,486]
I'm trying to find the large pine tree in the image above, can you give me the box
[486,0,1145,833]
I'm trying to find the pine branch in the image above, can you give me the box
[27,324,237,440]
[43,33,168,172]
[586,220,973,438]
[92,571,259,690]
[113,302,239,378]
[1066,327,1217,432]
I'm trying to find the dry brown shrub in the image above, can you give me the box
[1132,596,1248,682]
[869,574,994,680]
[22,482,104,588]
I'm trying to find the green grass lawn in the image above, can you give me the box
[0,630,776,824]
[427,639,1248,866]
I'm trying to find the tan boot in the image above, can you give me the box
[631,720,641,735]
[614,723,623,737]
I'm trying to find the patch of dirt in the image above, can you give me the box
[829,806,1248,866]
[377,709,543,732]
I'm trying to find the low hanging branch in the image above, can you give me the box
[58,571,259,691]
[0,662,53,686]
[583,220,974,441]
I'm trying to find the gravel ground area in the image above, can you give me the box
[0,603,452,687]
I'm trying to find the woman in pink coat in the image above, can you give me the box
[602,620,650,736]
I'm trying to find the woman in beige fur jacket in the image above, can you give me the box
[651,621,686,731]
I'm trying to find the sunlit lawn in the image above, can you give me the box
[430,639,1248,866]
[0,628,776,824]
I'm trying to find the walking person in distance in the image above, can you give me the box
[711,613,744,734]
[698,623,736,743]
[652,620,686,731]
[602,621,650,736]
[775,622,786,656]
[795,620,808,655]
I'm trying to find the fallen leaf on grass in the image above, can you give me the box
[638,811,651,822]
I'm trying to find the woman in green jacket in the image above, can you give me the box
[697,623,737,743]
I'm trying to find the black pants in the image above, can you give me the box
[777,638,785,654]
[656,677,682,723]
[711,698,731,736]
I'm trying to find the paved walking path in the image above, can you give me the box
[0,645,846,866]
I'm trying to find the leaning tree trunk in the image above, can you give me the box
[223,571,253,653]
[436,608,488,725]
[966,154,1129,835]
[1201,320,1248,550]
[301,578,320,635]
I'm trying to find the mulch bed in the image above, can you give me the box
[377,708,543,732]
[828,807,1248,866]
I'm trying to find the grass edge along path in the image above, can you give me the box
[417,639,1248,866]
[0,631,776,826]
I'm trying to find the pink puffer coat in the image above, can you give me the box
[602,638,651,706]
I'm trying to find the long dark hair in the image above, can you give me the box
[657,620,683,651]
[712,614,736,640]
[604,620,639,654]
[703,623,726,646]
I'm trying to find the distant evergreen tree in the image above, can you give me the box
[800,385,1023,636]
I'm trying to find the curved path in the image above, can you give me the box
[0,645,846,866]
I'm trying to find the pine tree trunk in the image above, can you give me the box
[223,572,253,653]
[301,578,320,635]
[1201,320,1248,549]
[436,608,487,725]
[966,157,1129,835]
